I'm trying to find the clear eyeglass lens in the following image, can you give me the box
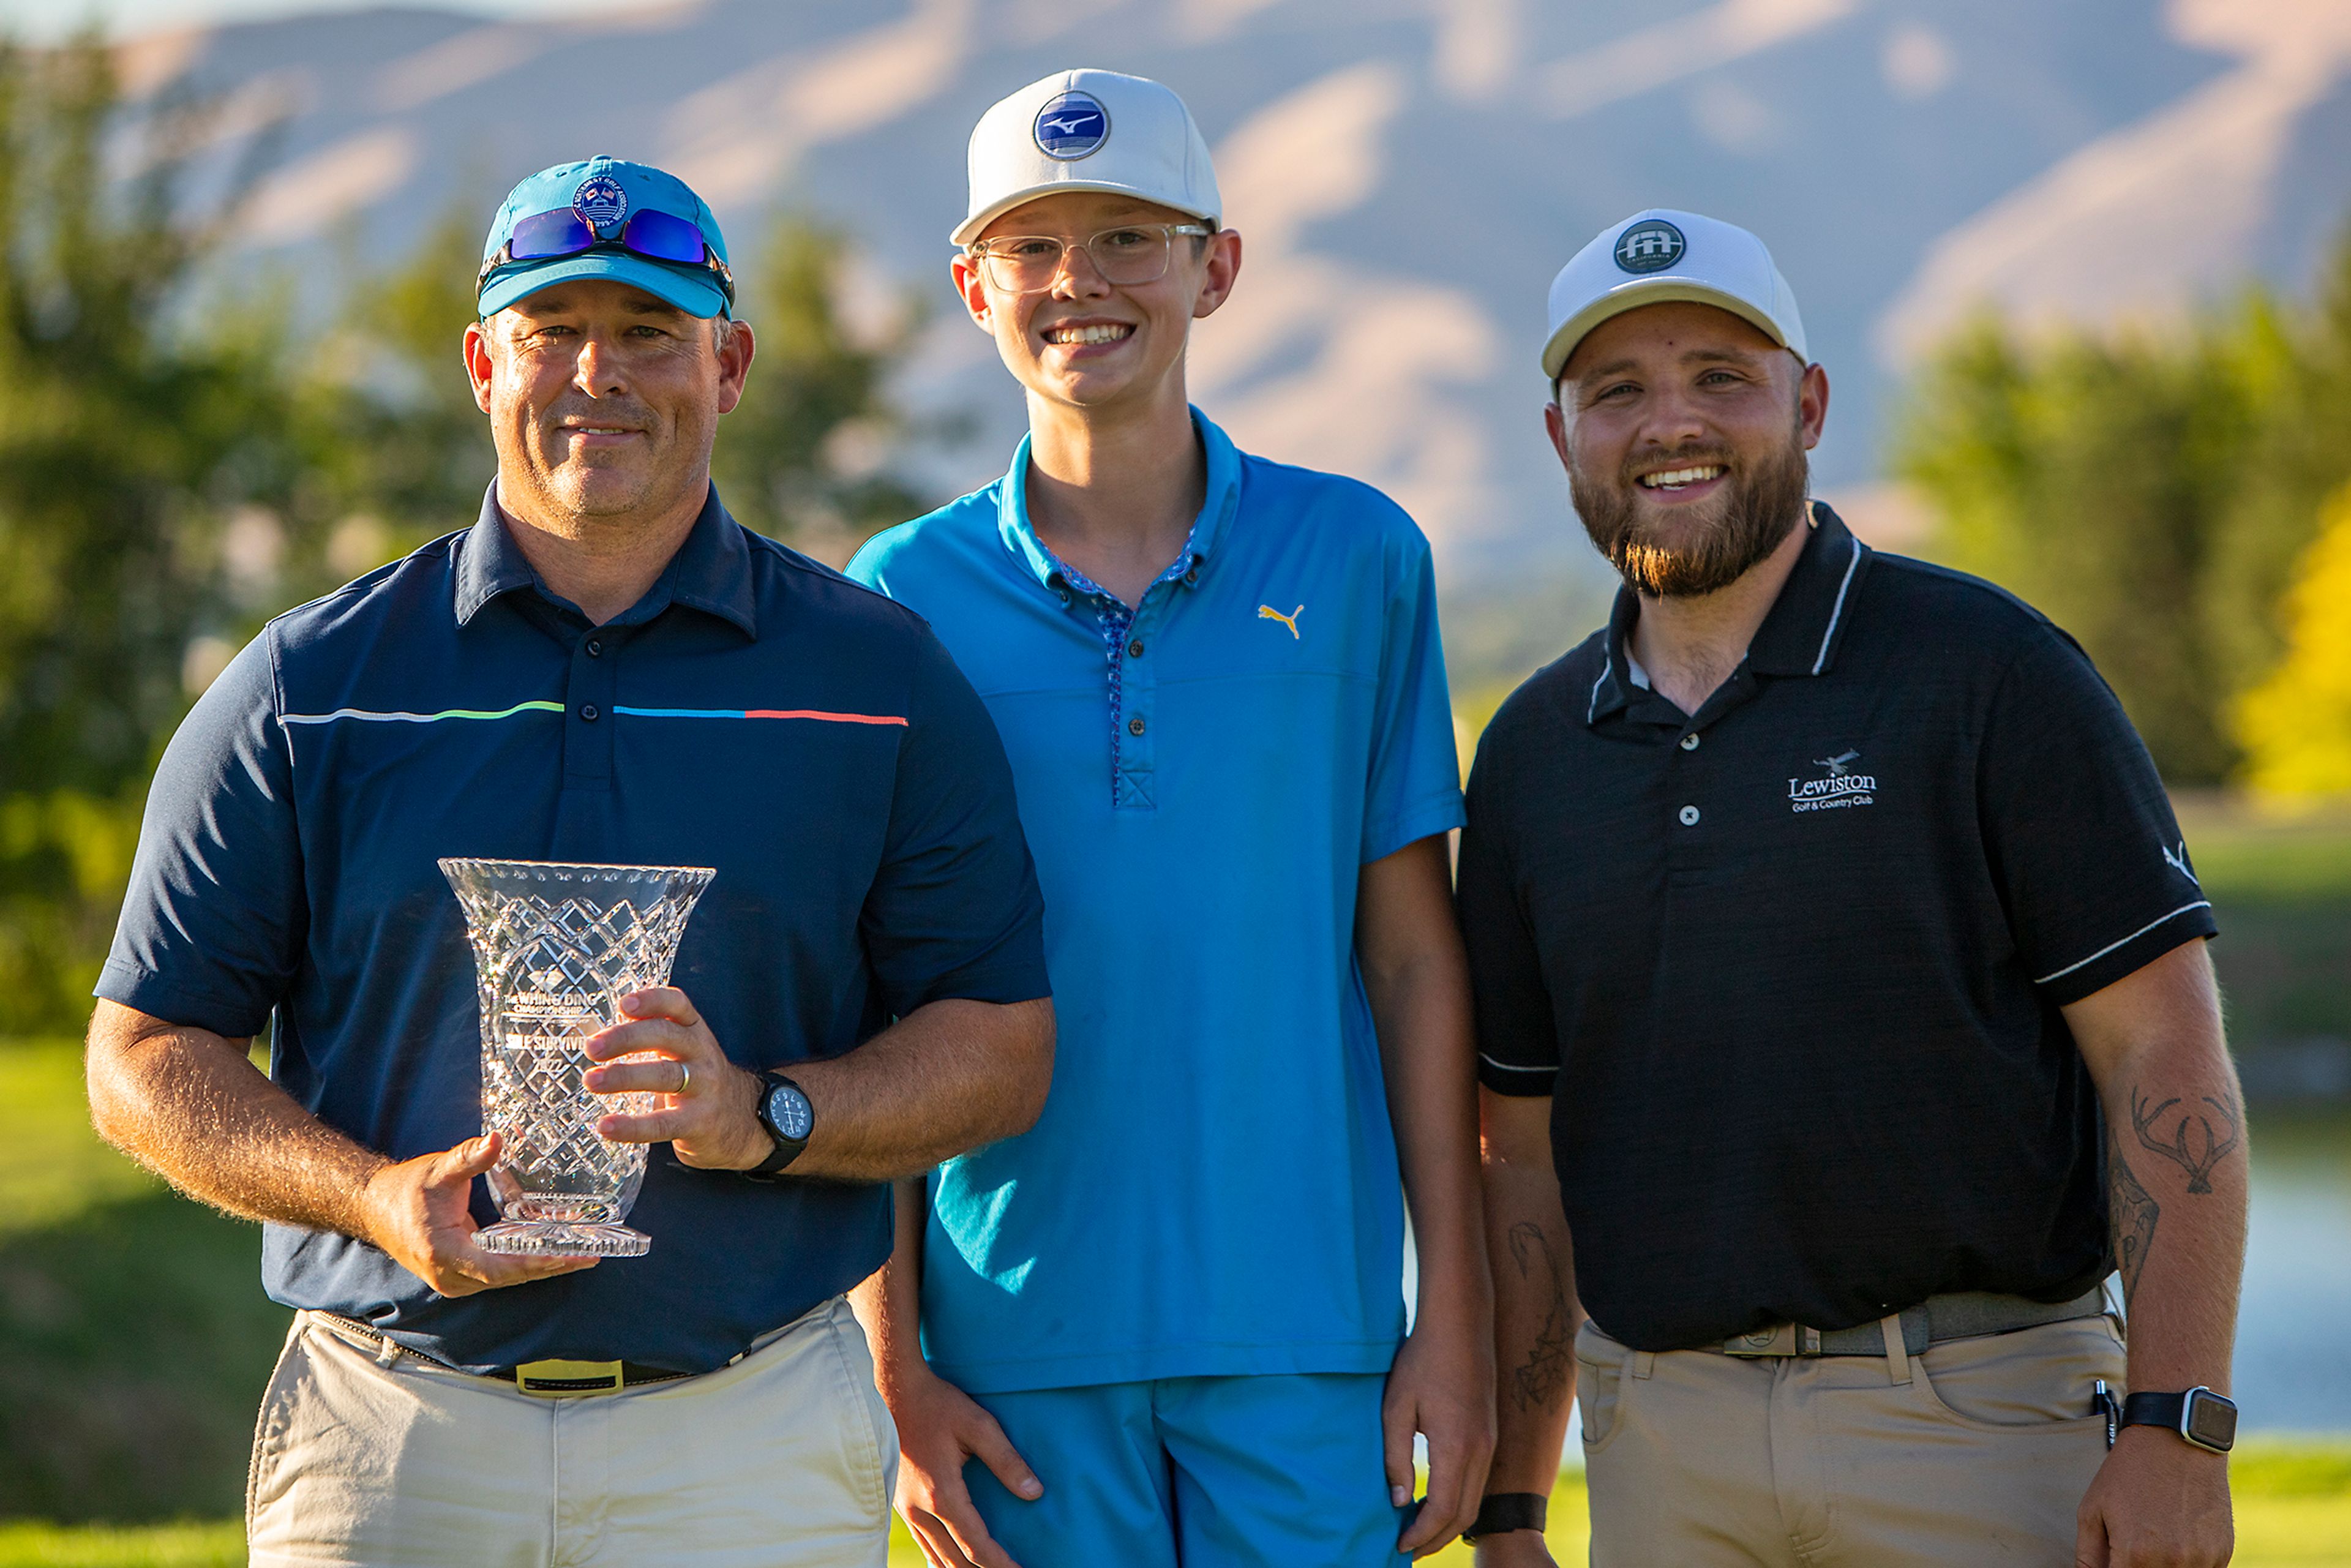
[984,227,1176,292]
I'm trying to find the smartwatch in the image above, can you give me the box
[1461,1492,1548,1543]
[2120,1386,2237,1454]
[747,1072,814,1179]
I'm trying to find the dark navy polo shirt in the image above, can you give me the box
[1458,504,2214,1352]
[99,487,1049,1375]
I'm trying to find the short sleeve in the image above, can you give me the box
[860,627,1051,1015]
[1361,526,1466,864]
[96,629,306,1037]
[1980,626,2216,1005]
[1457,719,1559,1096]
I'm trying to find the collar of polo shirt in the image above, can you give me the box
[993,406,1244,592]
[1587,501,1870,727]
[454,481,759,636]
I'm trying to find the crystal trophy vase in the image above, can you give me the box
[440,858,715,1258]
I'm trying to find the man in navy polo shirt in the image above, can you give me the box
[847,72,1492,1568]
[1462,211,2242,1567]
[86,156,1052,1567]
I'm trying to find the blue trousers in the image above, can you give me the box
[963,1373,1410,1568]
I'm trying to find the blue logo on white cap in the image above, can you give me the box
[1034,91,1109,161]
[1614,219,1685,274]
[572,174,629,234]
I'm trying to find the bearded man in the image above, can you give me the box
[1456,211,2244,1568]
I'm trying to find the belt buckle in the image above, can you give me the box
[1722,1324,1823,1357]
[516,1357,625,1397]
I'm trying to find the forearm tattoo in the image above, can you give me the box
[2106,1121,2160,1304]
[1507,1221,1571,1413]
[2129,1084,2242,1196]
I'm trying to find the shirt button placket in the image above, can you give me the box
[564,625,620,788]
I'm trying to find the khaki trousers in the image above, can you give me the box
[247,1296,898,1568]
[1577,1311,2127,1567]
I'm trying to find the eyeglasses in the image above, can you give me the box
[966,223,1213,294]
[478,205,736,308]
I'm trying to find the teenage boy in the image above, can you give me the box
[848,69,1493,1568]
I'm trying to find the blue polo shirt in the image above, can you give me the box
[99,487,1049,1375]
[847,411,1464,1392]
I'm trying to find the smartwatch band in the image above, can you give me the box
[1462,1491,1548,1542]
[2119,1386,2237,1453]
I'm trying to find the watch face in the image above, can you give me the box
[2185,1390,2238,1450]
[767,1082,814,1142]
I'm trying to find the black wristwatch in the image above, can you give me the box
[746,1071,814,1179]
[1461,1492,1547,1543]
[2112,1385,2237,1454]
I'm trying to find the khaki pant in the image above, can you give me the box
[1577,1311,2126,1567]
[247,1296,898,1568]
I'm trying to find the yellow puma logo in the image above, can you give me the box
[1258,604,1303,639]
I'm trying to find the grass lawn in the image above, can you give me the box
[2,1455,2345,1566]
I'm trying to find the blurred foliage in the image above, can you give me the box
[0,36,303,1031]
[1894,228,2351,786]
[711,215,937,555]
[2235,483,2351,804]
[0,38,940,1033]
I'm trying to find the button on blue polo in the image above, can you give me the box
[849,410,1464,1392]
[100,486,1048,1375]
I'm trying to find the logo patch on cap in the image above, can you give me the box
[1614,219,1685,274]
[572,174,629,234]
[1034,91,1110,161]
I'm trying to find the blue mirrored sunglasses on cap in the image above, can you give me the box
[478,204,735,307]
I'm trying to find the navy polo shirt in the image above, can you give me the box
[1458,504,2215,1351]
[99,487,1049,1375]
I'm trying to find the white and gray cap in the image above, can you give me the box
[1542,209,1807,381]
[953,69,1221,246]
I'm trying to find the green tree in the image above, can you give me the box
[2204,233,2351,704]
[1894,224,2351,787]
[0,37,304,1030]
[298,203,499,554]
[2235,482,2351,803]
[1894,314,2261,782]
[711,216,935,558]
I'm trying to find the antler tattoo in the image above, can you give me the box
[2129,1086,2241,1195]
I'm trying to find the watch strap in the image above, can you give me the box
[2121,1387,2237,1452]
[748,1072,809,1178]
[1462,1491,1547,1543]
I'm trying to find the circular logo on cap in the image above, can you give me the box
[572,174,629,234]
[1033,91,1110,161]
[1614,219,1685,274]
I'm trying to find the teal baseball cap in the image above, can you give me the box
[478,156,735,320]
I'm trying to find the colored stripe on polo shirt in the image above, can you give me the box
[279,701,906,727]
[849,409,1464,1394]
[279,700,565,725]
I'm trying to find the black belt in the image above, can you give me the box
[313,1312,694,1398]
[1713,1287,2110,1358]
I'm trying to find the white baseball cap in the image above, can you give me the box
[1541,209,1807,381]
[952,69,1221,247]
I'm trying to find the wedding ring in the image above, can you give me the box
[677,1060,692,1095]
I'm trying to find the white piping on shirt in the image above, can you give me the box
[1812,534,1862,676]
[2033,901,2213,985]
[1479,1051,1554,1078]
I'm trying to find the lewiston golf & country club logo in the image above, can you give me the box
[573,174,628,232]
[1035,91,1110,160]
[1788,749,1876,812]
[1614,219,1685,273]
